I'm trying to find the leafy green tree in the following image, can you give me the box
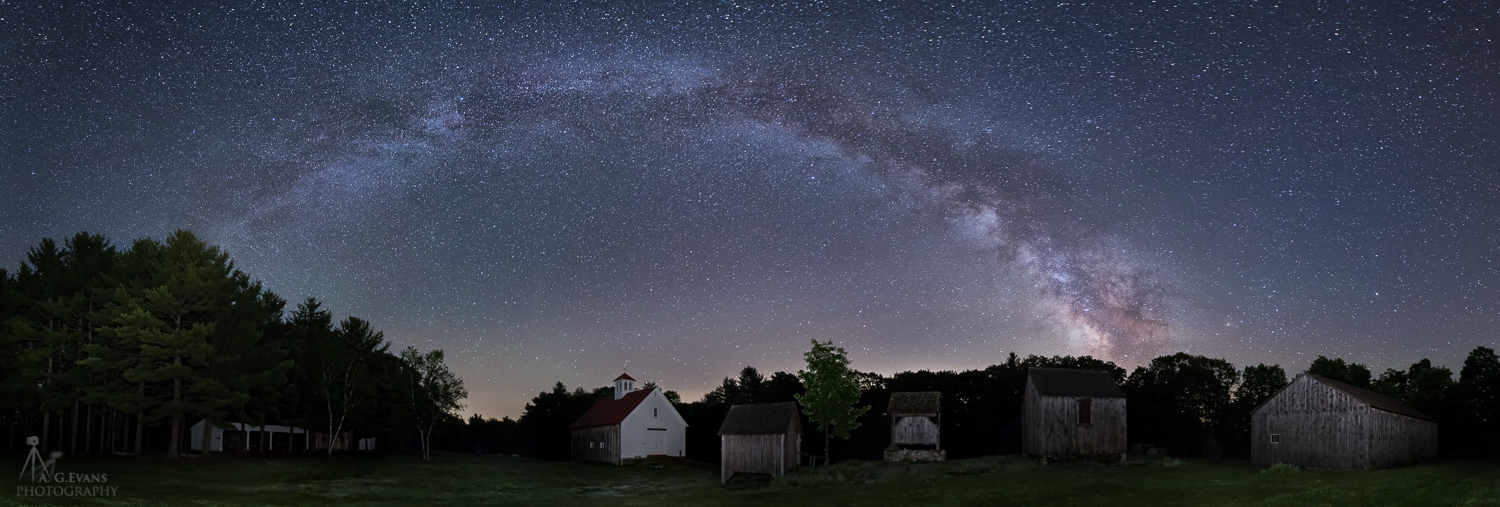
[794,339,869,464]
[1307,356,1373,389]
[399,346,468,462]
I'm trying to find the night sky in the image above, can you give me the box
[4,1,1497,419]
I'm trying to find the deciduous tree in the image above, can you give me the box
[400,346,468,462]
[795,339,868,464]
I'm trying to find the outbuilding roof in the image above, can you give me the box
[1305,374,1436,422]
[888,391,941,415]
[718,402,801,436]
[1027,367,1126,398]
[570,390,651,429]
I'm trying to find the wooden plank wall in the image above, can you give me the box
[894,416,939,445]
[721,434,783,483]
[1022,383,1127,457]
[1367,409,1439,469]
[1252,375,1374,469]
[571,425,621,465]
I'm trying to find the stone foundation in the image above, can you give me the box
[884,449,946,462]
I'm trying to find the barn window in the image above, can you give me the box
[654,408,658,417]
[1078,397,1092,425]
[1270,434,1280,444]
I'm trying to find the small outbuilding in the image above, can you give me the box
[570,373,688,465]
[885,391,944,461]
[1251,373,1438,469]
[1022,367,1127,459]
[718,402,802,483]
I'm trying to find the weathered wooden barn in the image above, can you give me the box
[718,402,801,483]
[570,373,688,465]
[1022,367,1128,458]
[1251,373,1438,469]
[885,391,945,461]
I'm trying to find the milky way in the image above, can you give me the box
[3,2,1497,418]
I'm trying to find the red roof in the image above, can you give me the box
[614,372,636,381]
[570,390,650,429]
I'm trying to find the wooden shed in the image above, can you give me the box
[718,402,801,483]
[1022,367,1127,458]
[1251,373,1438,469]
[885,391,945,461]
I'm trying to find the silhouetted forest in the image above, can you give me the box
[0,231,466,457]
[507,349,1499,463]
[7,231,1496,464]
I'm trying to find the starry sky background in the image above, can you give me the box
[3,1,1497,419]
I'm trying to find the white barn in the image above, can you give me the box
[570,373,688,465]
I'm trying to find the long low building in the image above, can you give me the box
[1252,373,1438,469]
[188,420,356,453]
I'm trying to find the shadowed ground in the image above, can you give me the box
[1,452,1496,506]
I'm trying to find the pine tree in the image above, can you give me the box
[114,231,231,457]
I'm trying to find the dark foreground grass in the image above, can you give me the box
[2,451,1496,506]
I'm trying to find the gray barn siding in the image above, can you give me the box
[1022,383,1127,457]
[893,417,939,446]
[1252,375,1437,470]
[571,425,621,465]
[1367,409,1437,469]
[720,416,798,483]
[721,434,785,483]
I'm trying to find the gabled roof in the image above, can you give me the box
[1305,374,1436,422]
[614,372,636,381]
[570,390,650,429]
[1027,367,1126,398]
[718,402,801,436]
[888,391,940,415]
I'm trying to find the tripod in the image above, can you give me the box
[18,436,56,482]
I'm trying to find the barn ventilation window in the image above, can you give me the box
[654,408,658,417]
[1271,434,1280,444]
[1078,397,1093,425]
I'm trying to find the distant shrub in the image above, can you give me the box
[1262,462,1301,475]
[1161,457,1185,468]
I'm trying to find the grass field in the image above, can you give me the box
[2,451,1497,506]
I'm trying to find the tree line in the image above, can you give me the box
[501,347,1500,463]
[0,231,466,460]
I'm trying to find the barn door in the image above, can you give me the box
[648,428,666,455]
